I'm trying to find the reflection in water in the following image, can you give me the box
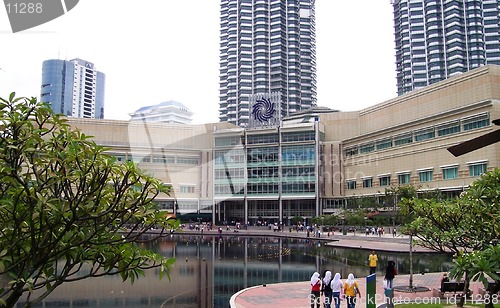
[15,235,453,307]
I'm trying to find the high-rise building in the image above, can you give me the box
[392,0,500,95]
[40,58,105,119]
[130,101,194,124]
[219,0,317,127]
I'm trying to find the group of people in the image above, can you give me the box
[310,252,398,308]
[310,271,361,308]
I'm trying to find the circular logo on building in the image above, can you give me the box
[252,98,276,122]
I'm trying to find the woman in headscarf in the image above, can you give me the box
[330,272,344,308]
[322,270,333,308]
[343,273,361,308]
[310,271,321,308]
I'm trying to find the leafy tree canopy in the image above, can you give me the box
[399,169,500,254]
[0,94,178,307]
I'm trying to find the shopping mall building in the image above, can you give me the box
[68,65,500,225]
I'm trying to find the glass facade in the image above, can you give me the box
[214,126,318,223]
[40,59,105,119]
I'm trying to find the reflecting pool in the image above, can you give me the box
[16,234,453,307]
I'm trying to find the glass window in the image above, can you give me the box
[394,134,413,146]
[398,173,411,185]
[376,139,392,150]
[215,136,242,147]
[344,147,358,156]
[442,166,458,179]
[180,185,195,194]
[248,147,279,164]
[282,131,315,142]
[362,178,373,188]
[415,128,435,141]
[346,180,356,190]
[247,134,279,144]
[177,157,199,165]
[419,170,433,182]
[379,176,391,187]
[463,113,489,131]
[469,163,487,176]
[282,145,315,165]
[359,143,375,153]
[437,121,460,136]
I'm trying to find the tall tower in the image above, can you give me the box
[40,58,105,119]
[393,0,500,96]
[219,0,317,127]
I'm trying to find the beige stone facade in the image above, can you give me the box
[320,65,500,204]
[67,65,500,222]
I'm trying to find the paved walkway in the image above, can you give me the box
[230,272,486,308]
[178,226,482,308]
[179,225,434,252]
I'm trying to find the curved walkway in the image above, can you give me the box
[229,271,487,308]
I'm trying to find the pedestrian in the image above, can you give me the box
[343,273,361,308]
[322,270,333,308]
[384,261,397,289]
[310,271,321,308]
[368,250,378,275]
[331,272,344,308]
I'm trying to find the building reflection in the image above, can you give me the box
[13,235,453,307]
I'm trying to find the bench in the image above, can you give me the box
[440,282,466,296]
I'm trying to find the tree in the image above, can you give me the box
[0,94,178,307]
[451,245,500,308]
[399,169,500,307]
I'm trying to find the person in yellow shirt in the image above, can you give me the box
[368,250,378,275]
[343,273,361,308]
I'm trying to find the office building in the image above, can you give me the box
[130,101,194,124]
[219,0,317,127]
[393,0,500,95]
[40,58,105,119]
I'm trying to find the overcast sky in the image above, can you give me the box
[0,0,396,124]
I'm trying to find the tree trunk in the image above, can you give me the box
[5,285,24,308]
[457,272,470,308]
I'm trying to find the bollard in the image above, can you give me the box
[384,288,394,308]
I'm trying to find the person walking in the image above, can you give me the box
[331,272,344,308]
[310,271,321,308]
[368,251,378,275]
[343,273,361,308]
[322,271,333,308]
[384,260,397,289]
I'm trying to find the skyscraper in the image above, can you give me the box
[219,0,317,127]
[393,0,500,95]
[40,58,105,119]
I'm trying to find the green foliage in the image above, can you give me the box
[311,214,339,226]
[0,94,178,307]
[399,169,500,253]
[399,169,500,308]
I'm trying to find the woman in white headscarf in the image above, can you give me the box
[343,273,361,308]
[322,270,333,308]
[310,271,321,308]
[330,272,344,308]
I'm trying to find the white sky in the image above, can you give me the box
[0,0,396,124]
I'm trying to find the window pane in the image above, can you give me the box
[398,173,410,184]
[469,163,487,176]
[442,167,458,179]
[419,170,433,182]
